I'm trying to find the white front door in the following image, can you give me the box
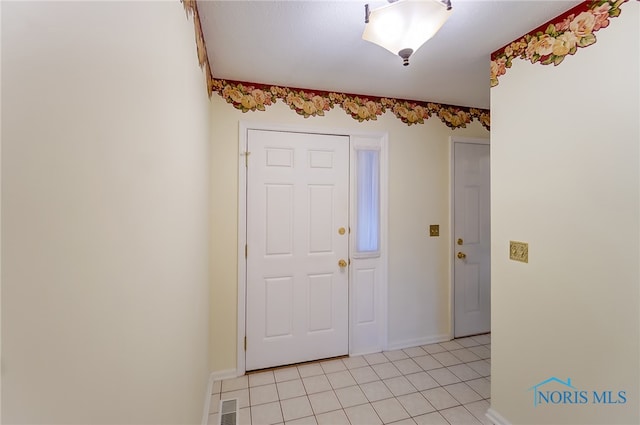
[246,129,349,371]
[453,141,490,337]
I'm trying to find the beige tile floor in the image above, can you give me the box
[209,334,491,425]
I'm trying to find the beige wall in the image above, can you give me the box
[490,3,639,423]
[2,2,211,423]
[210,95,489,373]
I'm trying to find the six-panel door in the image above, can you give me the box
[246,130,349,371]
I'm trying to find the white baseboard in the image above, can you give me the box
[211,368,239,381]
[486,407,511,425]
[201,373,216,425]
[386,334,451,351]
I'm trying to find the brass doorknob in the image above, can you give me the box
[338,259,348,268]
[457,252,467,259]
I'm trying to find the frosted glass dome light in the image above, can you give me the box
[363,0,453,66]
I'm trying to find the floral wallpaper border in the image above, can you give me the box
[212,79,491,131]
[182,1,489,130]
[182,0,214,97]
[490,0,628,88]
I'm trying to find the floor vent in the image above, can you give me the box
[218,398,238,425]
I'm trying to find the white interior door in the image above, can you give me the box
[453,141,490,338]
[246,129,349,371]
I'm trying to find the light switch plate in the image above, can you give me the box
[510,241,528,263]
[429,225,439,237]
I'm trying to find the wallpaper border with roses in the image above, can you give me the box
[182,0,215,97]
[490,0,629,88]
[211,79,491,131]
[181,0,490,131]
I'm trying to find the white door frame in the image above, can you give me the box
[237,121,388,375]
[449,136,490,340]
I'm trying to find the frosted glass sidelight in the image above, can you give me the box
[356,149,380,254]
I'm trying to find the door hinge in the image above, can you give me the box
[244,336,247,351]
[242,151,251,168]
[245,244,248,259]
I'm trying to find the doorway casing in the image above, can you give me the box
[237,122,389,375]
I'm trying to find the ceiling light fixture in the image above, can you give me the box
[362,0,453,66]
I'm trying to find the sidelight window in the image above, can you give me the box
[355,149,380,256]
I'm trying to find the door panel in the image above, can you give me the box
[266,185,293,255]
[354,268,375,324]
[307,274,333,332]
[454,142,490,337]
[265,277,293,338]
[246,130,349,371]
[308,185,334,253]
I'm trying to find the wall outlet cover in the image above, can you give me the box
[510,241,528,263]
[429,225,439,237]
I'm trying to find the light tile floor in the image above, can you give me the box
[209,334,491,425]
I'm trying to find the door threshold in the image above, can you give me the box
[246,354,349,375]
[454,331,491,340]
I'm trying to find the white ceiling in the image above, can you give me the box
[198,0,582,109]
